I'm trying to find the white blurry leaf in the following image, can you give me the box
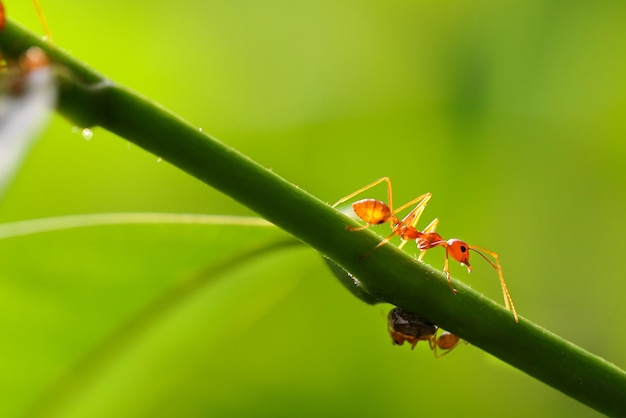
[0,63,57,198]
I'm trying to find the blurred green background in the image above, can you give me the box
[1,0,625,417]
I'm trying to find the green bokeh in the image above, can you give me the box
[2,1,625,417]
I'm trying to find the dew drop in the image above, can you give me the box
[156,157,162,163]
[81,128,93,140]
[198,127,203,132]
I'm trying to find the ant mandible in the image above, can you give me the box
[387,307,461,357]
[334,178,519,323]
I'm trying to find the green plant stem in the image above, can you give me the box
[1,20,625,416]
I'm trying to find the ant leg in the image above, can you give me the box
[373,228,401,249]
[32,0,53,44]
[421,218,440,234]
[392,193,432,222]
[443,248,458,294]
[375,191,431,250]
[432,329,444,358]
[395,194,432,250]
[469,246,519,323]
[331,177,392,210]
[427,331,437,352]
[408,218,455,293]
[416,218,439,261]
[346,223,374,232]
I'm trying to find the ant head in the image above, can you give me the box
[447,239,471,272]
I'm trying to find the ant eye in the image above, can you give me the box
[460,245,467,253]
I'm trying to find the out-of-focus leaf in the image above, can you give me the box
[0,214,299,418]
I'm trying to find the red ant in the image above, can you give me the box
[0,0,54,96]
[400,217,518,322]
[387,307,461,357]
[0,2,5,32]
[0,0,52,72]
[331,177,432,248]
[334,178,519,323]
[0,0,54,87]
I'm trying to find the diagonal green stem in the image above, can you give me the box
[1,20,625,416]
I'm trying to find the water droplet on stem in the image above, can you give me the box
[81,128,93,140]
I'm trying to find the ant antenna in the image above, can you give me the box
[469,246,518,322]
